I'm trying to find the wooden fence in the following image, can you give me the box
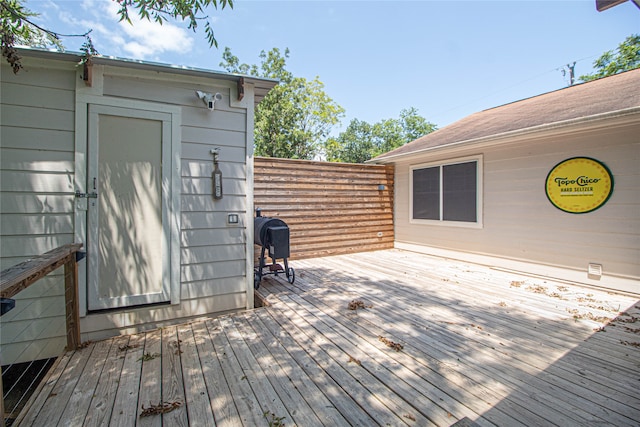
[254,157,394,260]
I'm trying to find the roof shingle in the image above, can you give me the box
[373,68,640,162]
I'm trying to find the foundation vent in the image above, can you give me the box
[588,263,603,278]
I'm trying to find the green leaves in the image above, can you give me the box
[219,47,437,163]
[325,108,437,163]
[579,34,640,82]
[221,47,345,160]
[2,0,232,72]
[114,0,234,47]
[80,33,98,58]
[1,0,64,72]
[255,76,343,159]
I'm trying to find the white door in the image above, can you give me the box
[87,105,172,310]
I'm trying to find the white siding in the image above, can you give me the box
[1,60,77,364]
[77,68,252,340]
[1,55,258,361]
[394,119,640,293]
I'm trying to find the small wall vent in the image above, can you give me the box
[588,263,603,278]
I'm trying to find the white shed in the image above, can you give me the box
[0,49,277,364]
[371,69,640,295]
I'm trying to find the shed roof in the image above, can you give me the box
[372,68,640,162]
[14,48,278,107]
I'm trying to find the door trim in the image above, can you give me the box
[75,94,181,316]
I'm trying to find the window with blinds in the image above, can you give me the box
[411,157,481,225]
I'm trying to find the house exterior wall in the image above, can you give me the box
[1,53,258,364]
[1,58,77,364]
[393,116,640,294]
[79,65,253,341]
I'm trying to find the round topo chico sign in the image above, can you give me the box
[545,157,614,214]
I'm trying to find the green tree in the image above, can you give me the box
[1,0,232,72]
[579,34,640,82]
[221,47,344,160]
[325,108,437,163]
[324,119,375,164]
[1,0,61,72]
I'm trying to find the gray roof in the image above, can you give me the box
[373,68,640,162]
[15,48,278,107]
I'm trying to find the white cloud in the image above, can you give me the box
[72,0,194,60]
[118,18,194,59]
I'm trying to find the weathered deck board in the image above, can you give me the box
[161,326,188,426]
[29,340,94,425]
[191,321,241,427]
[12,351,72,426]
[58,338,112,426]
[178,323,215,426]
[234,312,346,426]
[218,316,292,422]
[291,254,640,424]
[335,252,640,397]
[230,315,322,426]
[83,336,130,427]
[286,251,640,425]
[206,317,266,426]
[15,249,640,426]
[110,333,145,427]
[265,293,425,426]
[253,308,380,426]
[137,330,162,427]
[266,283,526,427]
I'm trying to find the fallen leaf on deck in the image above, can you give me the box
[379,336,403,351]
[119,344,139,351]
[347,355,361,366]
[140,400,183,417]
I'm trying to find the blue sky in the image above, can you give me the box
[32,0,639,132]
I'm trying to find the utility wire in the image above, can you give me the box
[430,54,599,125]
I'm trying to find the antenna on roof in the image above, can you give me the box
[561,62,576,86]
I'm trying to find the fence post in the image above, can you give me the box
[64,258,81,350]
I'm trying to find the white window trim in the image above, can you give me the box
[409,155,483,229]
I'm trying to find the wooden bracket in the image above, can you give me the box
[237,77,245,102]
[83,60,93,87]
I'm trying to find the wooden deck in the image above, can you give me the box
[14,249,640,426]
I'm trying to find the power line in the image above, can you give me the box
[431,54,599,125]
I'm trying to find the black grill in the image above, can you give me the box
[254,209,294,288]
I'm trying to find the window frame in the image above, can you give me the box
[409,155,483,228]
